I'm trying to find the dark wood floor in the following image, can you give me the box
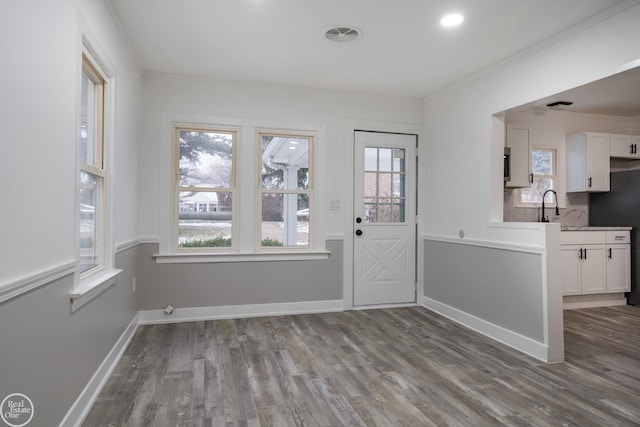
[83,305,640,426]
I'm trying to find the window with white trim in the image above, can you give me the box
[78,53,107,275]
[518,147,557,206]
[171,124,318,253]
[175,126,236,249]
[259,131,314,248]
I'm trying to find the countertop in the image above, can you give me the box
[561,226,632,231]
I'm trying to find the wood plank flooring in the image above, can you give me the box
[83,305,640,426]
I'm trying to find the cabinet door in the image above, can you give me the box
[585,133,610,191]
[505,127,530,188]
[606,245,630,293]
[609,134,638,159]
[580,246,607,294]
[561,245,582,296]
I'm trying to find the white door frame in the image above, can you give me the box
[342,119,423,310]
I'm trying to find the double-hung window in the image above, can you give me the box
[169,123,318,256]
[175,127,236,249]
[79,53,107,275]
[259,131,314,248]
[518,147,557,205]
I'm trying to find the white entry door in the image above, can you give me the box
[353,131,416,306]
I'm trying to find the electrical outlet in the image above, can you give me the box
[132,277,137,293]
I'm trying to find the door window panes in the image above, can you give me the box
[362,147,406,223]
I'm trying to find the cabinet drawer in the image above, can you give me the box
[561,231,605,245]
[606,230,630,244]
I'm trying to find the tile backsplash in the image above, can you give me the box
[503,189,589,226]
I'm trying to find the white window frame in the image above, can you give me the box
[515,146,564,208]
[72,40,120,311]
[155,114,328,263]
[78,53,106,276]
[257,129,315,250]
[173,124,238,252]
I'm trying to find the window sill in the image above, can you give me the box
[153,251,330,264]
[70,269,122,312]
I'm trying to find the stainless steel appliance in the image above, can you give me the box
[504,147,511,182]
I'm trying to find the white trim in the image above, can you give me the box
[421,296,550,363]
[325,234,344,240]
[153,251,330,264]
[0,260,75,304]
[137,237,160,245]
[138,299,344,325]
[115,238,146,254]
[353,302,417,310]
[59,314,139,427]
[71,269,122,312]
[423,234,546,255]
[159,112,328,256]
[563,293,627,310]
[342,119,424,311]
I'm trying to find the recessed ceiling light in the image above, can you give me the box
[441,13,464,27]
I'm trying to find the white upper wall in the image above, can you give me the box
[0,0,142,283]
[0,1,77,281]
[138,75,424,240]
[423,2,640,244]
[77,0,143,246]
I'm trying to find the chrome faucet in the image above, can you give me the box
[541,189,559,222]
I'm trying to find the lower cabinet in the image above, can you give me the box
[561,230,630,296]
[607,244,631,293]
[561,244,606,295]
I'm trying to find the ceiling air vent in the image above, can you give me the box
[325,26,361,43]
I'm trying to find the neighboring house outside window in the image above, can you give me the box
[172,124,317,252]
[175,126,236,249]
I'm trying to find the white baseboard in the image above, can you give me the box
[353,302,417,310]
[138,299,344,325]
[59,314,139,427]
[563,293,627,310]
[421,296,550,363]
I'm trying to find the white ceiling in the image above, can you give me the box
[508,65,640,117]
[108,0,629,99]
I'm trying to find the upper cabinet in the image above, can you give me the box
[609,134,640,159]
[505,127,531,188]
[566,132,610,192]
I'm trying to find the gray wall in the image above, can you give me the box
[138,240,343,310]
[0,246,139,427]
[424,240,544,342]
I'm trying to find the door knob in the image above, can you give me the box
[355,229,363,236]
[356,217,362,223]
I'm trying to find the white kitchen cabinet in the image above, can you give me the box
[561,230,630,296]
[505,127,531,188]
[609,134,640,159]
[560,243,606,295]
[606,230,631,293]
[566,132,610,192]
[581,246,607,294]
[561,245,583,296]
